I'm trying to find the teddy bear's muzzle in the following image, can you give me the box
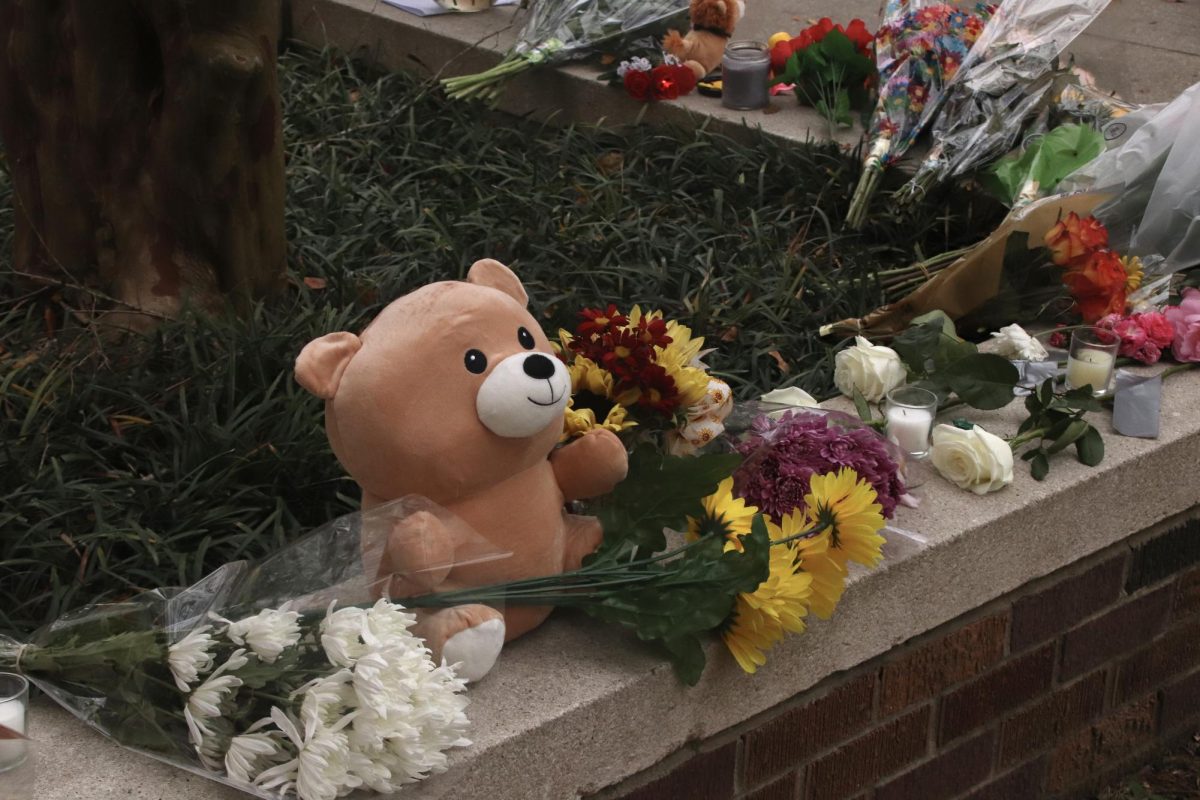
[475,352,570,438]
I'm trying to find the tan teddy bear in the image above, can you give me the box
[295,260,628,682]
[663,0,745,81]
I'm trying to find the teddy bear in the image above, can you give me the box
[662,0,745,81]
[295,259,629,682]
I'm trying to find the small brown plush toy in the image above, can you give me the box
[295,260,628,682]
[663,0,745,81]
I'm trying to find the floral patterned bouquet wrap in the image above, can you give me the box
[846,0,995,228]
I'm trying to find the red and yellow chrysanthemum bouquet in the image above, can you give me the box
[558,304,734,455]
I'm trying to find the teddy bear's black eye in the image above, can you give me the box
[517,327,536,350]
[464,349,488,374]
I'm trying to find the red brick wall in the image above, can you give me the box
[596,514,1200,800]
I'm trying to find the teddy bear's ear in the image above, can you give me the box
[295,332,363,400]
[467,259,528,307]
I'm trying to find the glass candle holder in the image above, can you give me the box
[885,386,938,459]
[1065,329,1119,396]
[721,41,770,110]
[0,672,28,773]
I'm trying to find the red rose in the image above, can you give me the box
[807,17,836,43]
[844,18,874,56]
[1062,250,1128,323]
[770,40,794,72]
[649,64,695,100]
[623,69,653,101]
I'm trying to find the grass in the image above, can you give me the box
[0,45,1005,637]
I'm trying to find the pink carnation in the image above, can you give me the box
[1164,288,1200,362]
[1135,311,1175,349]
[1096,311,1175,365]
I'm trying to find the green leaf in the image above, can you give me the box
[833,89,852,127]
[660,635,706,686]
[1045,419,1088,455]
[891,321,942,375]
[852,387,873,423]
[1075,426,1104,467]
[1036,378,1055,409]
[1030,451,1050,481]
[594,445,741,553]
[913,378,951,406]
[910,310,958,338]
[942,354,1021,410]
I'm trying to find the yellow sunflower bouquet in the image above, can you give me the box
[409,445,886,684]
[558,305,733,455]
[688,471,886,674]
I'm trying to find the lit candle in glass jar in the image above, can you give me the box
[1066,329,1119,396]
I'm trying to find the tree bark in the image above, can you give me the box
[0,0,286,327]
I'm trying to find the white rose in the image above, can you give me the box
[760,386,819,419]
[833,337,906,403]
[988,324,1048,362]
[930,424,1014,495]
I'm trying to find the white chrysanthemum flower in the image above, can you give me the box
[168,625,216,691]
[362,599,421,649]
[320,599,422,668]
[255,707,360,800]
[298,669,355,731]
[320,603,369,668]
[225,729,286,784]
[663,52,681,66]
[196,716,234,771]
[185,648,249,747]
[348,642,471,784]
[630,56,652,72]
[220,608,301,664]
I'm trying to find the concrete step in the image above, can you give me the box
[290,0,1200,147]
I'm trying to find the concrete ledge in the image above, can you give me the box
[287,0,1200,151]
[27,367,1200,800]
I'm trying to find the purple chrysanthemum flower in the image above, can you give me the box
[733,410,906,520]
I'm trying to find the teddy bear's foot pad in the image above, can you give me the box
[443,618,506,682]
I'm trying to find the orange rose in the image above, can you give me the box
[1044,212,1109,266]
[1062,249,1128,322]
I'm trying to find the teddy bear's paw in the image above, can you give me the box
[443,617,506,683]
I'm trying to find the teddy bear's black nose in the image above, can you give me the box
[523,354,556,380]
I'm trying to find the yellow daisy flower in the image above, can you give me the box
[802,468,886,570]
[722,531,812,674]
[663,361,712,410]
[659,320,705,371]
[686,478,758,553]
[568,355,616,398]
[1122,255,1144,292]
[769,511,848,620]
[560,398,637,441]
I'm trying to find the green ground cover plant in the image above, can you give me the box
[0,46,1002,636]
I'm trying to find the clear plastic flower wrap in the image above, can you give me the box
[441,0,689,102]
[895,0,1112,204]
[845,0,996,229]
[0,497,509,799]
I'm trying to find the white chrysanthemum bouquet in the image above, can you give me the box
[0,499,492,799]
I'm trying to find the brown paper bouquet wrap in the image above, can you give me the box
[824,191,1109,338]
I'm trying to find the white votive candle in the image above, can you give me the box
[1065,349,1115,394]
[886,405,934,456]
[0,691,26,772]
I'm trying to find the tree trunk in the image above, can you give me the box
[0,0,286,327]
